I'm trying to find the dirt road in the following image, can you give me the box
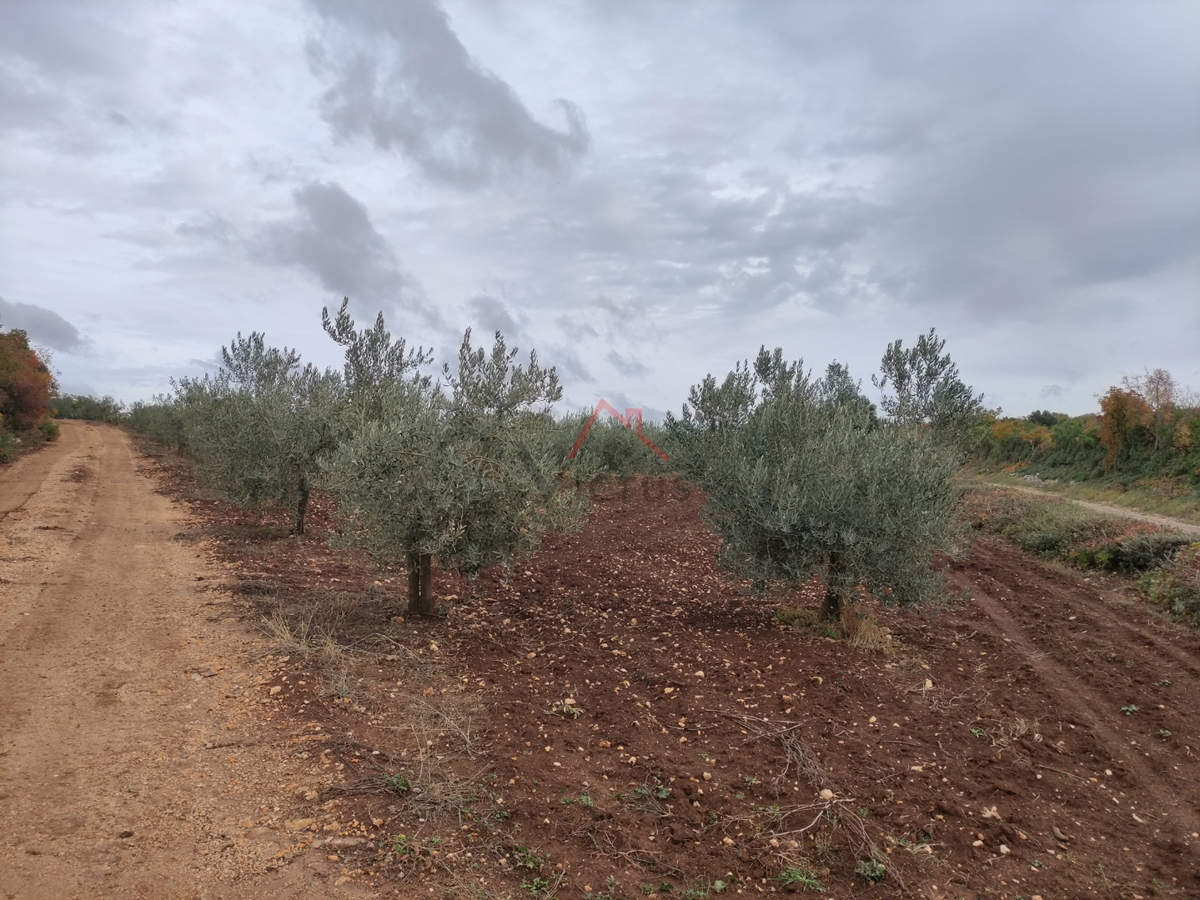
[983,479,1200,536]
[0,423,374,900]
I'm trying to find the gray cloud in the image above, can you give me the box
[761,1,1200,319]
[555,316,599,341]
[606,350,651,379]
[466,294,522,337]
[0,64,65,133]
[494,172,886,324]
[176,212,238,246]
[305,0,588,186]
[256,180,435,324]
[0,297,87,352]
[546,344,592,385]
[0,0,140,82]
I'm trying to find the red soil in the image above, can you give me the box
[153,462,1200,900]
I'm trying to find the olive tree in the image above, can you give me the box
[127,395,188,451]
[676,348,957,621]
[321,327,584,615]
[321,297,433,421]
[176,333,343,534]
[872,328,984,446]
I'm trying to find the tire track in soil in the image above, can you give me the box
[0,424,87,523]
[961,577,1200,840]
[968,541,1200,681]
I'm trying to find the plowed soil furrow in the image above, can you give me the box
[966,540,1200,680]
[967,584,1200,836]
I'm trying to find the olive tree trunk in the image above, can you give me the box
[819,585,843,622]
[407,552,435,615]
[819,551,845,622]
[292,476,310,535]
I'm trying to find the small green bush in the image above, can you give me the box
[854,858,887,883]
[1140,543,1200,625]
[127,399,187,450]
[38,419,59,441]
[1105,533,1194,573]
[0,429,19,463]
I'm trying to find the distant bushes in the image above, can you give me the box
[552,413,673,477]
[962,488,1192,574]
[126,398,187,451]
[0,430,19,463]
[1140,543,1200,626]
[53,393,125,423]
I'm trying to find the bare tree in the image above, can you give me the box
[1122,367,1177,452]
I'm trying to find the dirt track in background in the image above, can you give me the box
[0,423,375,900]
[980,481,1200,536]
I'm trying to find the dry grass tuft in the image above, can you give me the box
[260,613,350,670]
[840,604,894,650]
[987,716,1042,759]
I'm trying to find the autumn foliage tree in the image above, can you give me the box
[1097,387,1153,471]
[0,325,57,433]
[1122,367,1177,452]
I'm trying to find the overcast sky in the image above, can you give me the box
[2,0,1197,418]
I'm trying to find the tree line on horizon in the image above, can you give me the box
[15,298,1196,622]
[974,368,1200,484]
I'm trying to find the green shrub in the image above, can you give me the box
[1140,543,1200,625]
[38,419,59,441]
[53,394,125,422]
[854,858,887,883]
[561,414,671,476]
[1107,533,1195,573]
[0,429,19,463]
[127,398,187,450]
[965,488,1198,604]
